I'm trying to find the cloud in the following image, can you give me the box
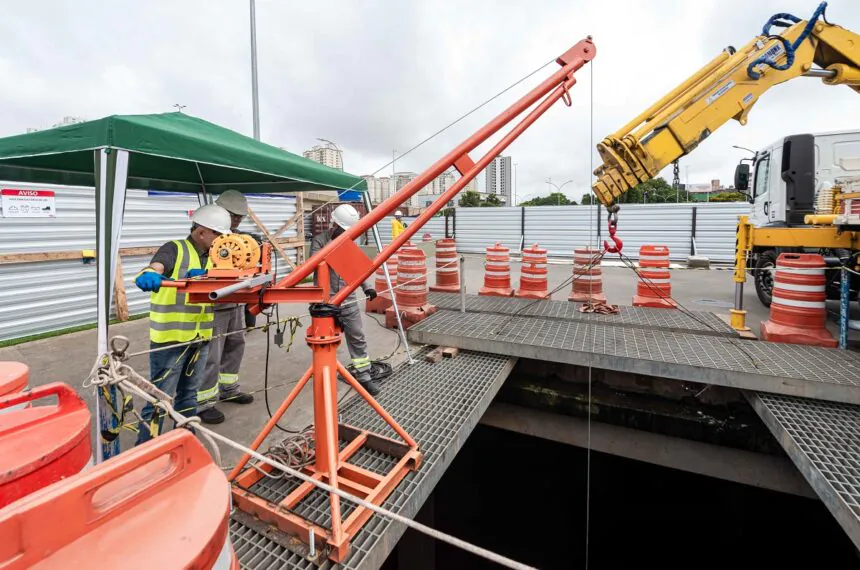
[0,0,857,205]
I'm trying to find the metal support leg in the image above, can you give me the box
[731,216,751,332]
[460,255,466,314]
[841,267,850,350]
[361,192,414,364]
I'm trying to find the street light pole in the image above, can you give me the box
[250,0,261,141]
[545,178,574,204]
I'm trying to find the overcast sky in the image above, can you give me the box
[2,0,858,203]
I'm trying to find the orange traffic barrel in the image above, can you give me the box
[0,382,92,509]
[366,254,397,314]
[0,362,30,414]
[632,245,677,309]
[479,242,515,297]
[569,247,606,303]
[422,233,433,242]
[760,253,837,348]
[386,247,438,329]
[516,243,549,299]
[430,238,460,293]
[0,429,238,570]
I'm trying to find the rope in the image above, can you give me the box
[747,2,827,80]
[585,54,594,570]
[90,348,538,570]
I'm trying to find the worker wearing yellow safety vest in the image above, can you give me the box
[196,190,256,425]
[132,203,232,445]
[391,210,406,240]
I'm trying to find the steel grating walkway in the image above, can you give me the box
[428,291,736,336]
[749,392,860,550]
[230,348,516,570]
[407,309,860,405]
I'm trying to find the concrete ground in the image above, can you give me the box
[2,253,856,468]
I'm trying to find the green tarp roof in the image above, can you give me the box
[0,112,366,193]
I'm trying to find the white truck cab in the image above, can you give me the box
[744,129,860,227]
[733,129,860,306]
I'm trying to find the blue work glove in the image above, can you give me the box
[185,268,207,278]
[135,270,170,292]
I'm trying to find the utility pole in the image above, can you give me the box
[249,0,261,140]
[672,159,680,202]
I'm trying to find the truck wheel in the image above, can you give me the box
[755,250,777,307]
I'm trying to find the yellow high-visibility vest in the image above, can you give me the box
[392,218,406,239]
[148,239,214,344]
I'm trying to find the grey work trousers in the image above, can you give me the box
[197,305,245,410]
[340,305,372,383]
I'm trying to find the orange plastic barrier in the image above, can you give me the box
[430,238,460,293]
[760,253,837,348]
[0,430,238,569]
[0,383,91,509]
[569,247,606,303]
[0,362,30,415]
[515,243,549,299]
[632,245,677,309]
[366,253,398,314]
[479,242,515,297]
[386,247,438,329]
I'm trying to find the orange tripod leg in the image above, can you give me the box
[228,366,313,481]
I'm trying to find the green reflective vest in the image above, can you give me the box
[149,239,214,344]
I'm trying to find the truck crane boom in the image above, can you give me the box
[591,1,860,208]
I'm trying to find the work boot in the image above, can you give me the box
[198,407,225,424]
[356,369,381,397]
[220,391,254,405]
[359,379,381,397]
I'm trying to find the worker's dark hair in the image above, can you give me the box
[190,222,201,233]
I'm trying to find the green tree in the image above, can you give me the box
[618,177,688,204]
[458,190,481,207]
[519,192,576,206]
[708,191,748,202]
[480,194,502,207]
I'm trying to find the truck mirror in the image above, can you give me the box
[781,134,816,224]
[734,163,750,191]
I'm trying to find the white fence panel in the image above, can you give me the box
[694,202,750,262]
[0,182,298,343]
[454,207,521,253]
[523,206,601,257]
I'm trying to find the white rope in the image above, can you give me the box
[91,350,537,570]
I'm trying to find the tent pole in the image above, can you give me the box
[94,148,129,461]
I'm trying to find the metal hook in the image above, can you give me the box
[602,216,623,254]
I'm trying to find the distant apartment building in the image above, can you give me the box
[27,116,85,133]
[303,142,343,171]
[484,155,512,204]
[361,175,392,204]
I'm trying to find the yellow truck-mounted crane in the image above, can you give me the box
[589,1,860,332]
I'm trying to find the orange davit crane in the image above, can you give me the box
[164,37,596,562]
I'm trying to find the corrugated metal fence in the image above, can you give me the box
[407,202,749,262]
[0,182,298,343]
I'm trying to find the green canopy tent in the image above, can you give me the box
[0,112,367,460]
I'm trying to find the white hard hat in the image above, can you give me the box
[394,210,403,217]
[192,204,232,234]
[332,204,360,230]
[215,189,248,216]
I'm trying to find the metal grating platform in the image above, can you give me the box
[428,292,737,336]
[749,392,860,550]
[408,310,860,404]
[231,348,516,570]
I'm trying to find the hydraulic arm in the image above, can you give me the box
[591,1,860,208]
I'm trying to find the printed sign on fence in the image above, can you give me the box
[1,189,56,218]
